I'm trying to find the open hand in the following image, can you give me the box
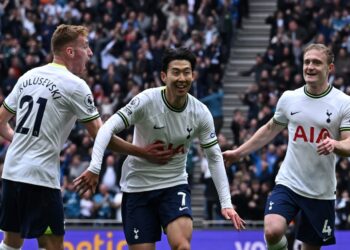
[73,170,99,196]
[221,208,246,230]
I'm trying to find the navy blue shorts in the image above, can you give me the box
[265,184,335,246]
[122,184,192,244]
[0,179,65,238]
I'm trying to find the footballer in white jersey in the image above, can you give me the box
[118,87,219,192]
[88,47,244,247]
[89,87,232,207]
[2,63,99,189]
[274,85,350,200]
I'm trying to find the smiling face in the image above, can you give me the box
[303,48,333,89]
[161,59,193,107]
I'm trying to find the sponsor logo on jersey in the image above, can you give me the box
[293,126,330,142]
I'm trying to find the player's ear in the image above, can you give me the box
[66,47,75,58]
[160,71,167,83]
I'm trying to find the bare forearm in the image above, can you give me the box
[334,138,350,157]
[237,119,283,157]
[0,124,13,142]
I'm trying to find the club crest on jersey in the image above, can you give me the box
[326,110,332,123]
[186,127,193,139]
[84,94,97,113]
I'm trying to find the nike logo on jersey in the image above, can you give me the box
[153,125,165,129]
[290,111,301,115]
[179,206,188,211]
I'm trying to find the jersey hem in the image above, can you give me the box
[1,176,60,190]
[275,182,335,200]
[121,180,188,193]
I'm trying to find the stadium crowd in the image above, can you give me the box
[0,0,350,231]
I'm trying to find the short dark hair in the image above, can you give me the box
[161,47,196,73]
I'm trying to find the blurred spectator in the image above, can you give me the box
[110,189,123,223]
[62,179,81,219]
[80,189,94,219]
[200,86,224,134]
[230,109,246,147]
[101,154,118,192]
[335,190,350,230]
[93,183,114,219]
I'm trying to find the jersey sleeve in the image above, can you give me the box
[340,97,350,132]
[273,91,289,126]
[198,106,218,149]
[115,93,147,128]
[203,144,233,209]
[70,81,100,123]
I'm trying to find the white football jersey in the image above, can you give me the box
[273,85,350,199]
[3,63,99,189]
[118,87,218,192]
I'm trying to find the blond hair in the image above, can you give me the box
[304,43,334,65]
[51,24,88,55]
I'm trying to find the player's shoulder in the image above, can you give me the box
[282,86,304,98]
[187,93,211,113]
[329,86,350,107]
[135,86,163,104]
[141,86,163,97]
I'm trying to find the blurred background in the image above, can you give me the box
[1,0,350,249]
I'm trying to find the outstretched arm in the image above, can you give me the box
[223,118,285,166]
[74,114,174,195]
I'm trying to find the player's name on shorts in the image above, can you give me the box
[19,76,62,99]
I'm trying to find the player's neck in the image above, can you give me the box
[165,91,186,109]
[305,82,330,95]
[52,57,68,68]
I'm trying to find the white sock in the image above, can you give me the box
[0,241,21,250]
[266,235,288,250]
